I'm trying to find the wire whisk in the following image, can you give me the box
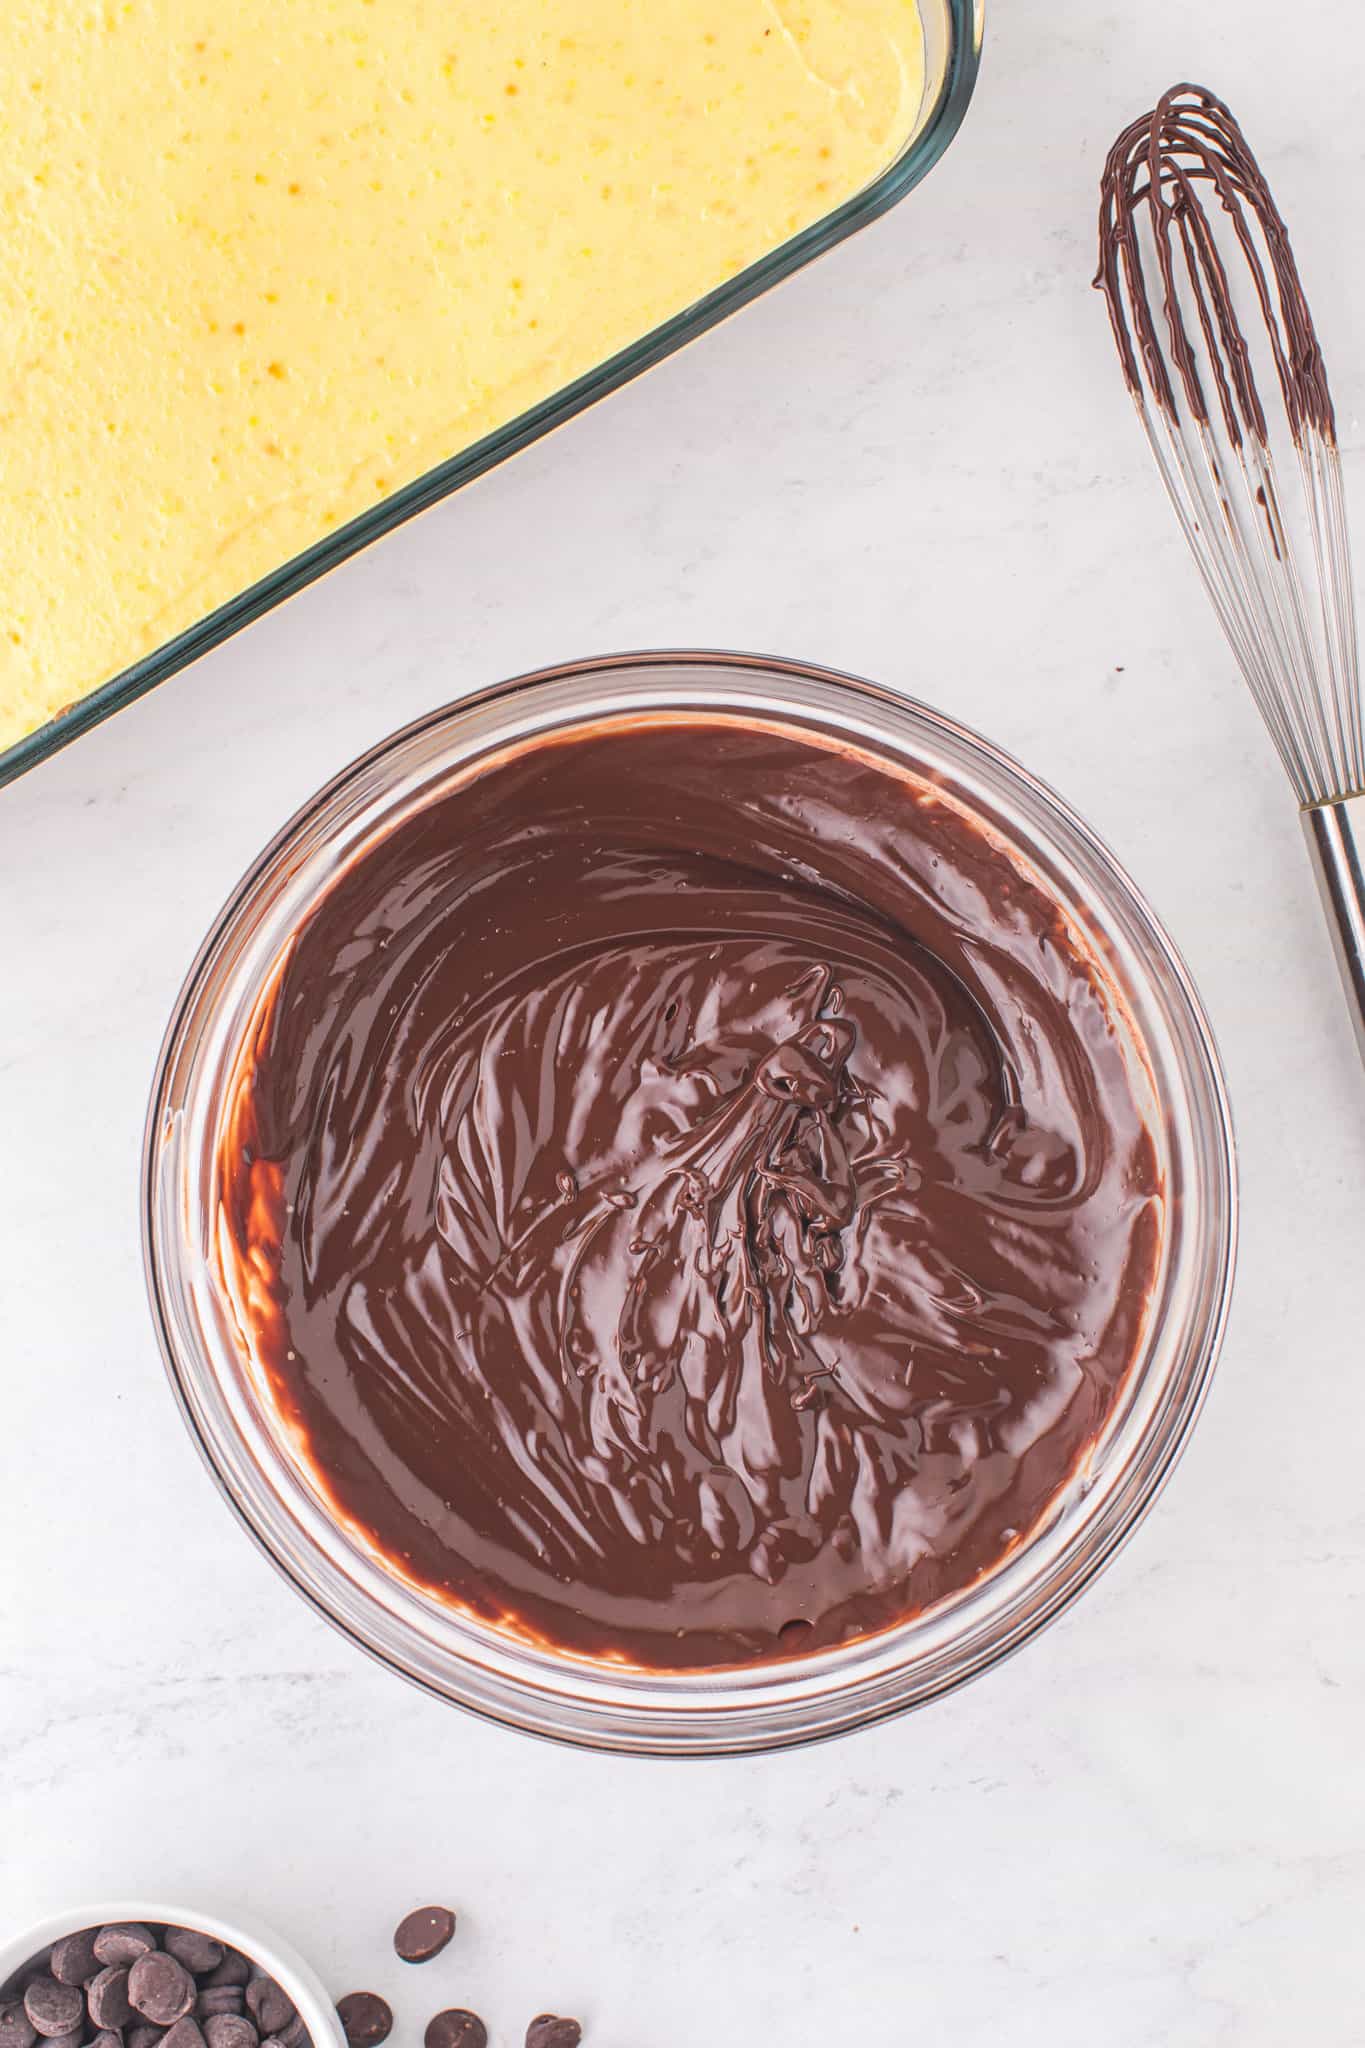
[1096,82,1365,1061]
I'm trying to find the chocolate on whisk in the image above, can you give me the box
[1093,82,1365,1064]
[1095,82,1334,446]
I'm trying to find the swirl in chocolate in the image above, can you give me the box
[221,716,1161,1668]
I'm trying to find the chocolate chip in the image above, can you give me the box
[424,2013,486,2048]
[272,2017,307,2048]
[23,1982,83,2039]
[95,1934,156,1971]
[162,2018,206,2048]
[162,1937,223,1980]
[129,1958,195,2029]
[0,1967,45,2007]
[243,1986,291,2039]
[202,2020,257,2048]
[89,2031,124,2048]
[87,1968,134,2031]
[394,1909,456,1966]
[202,1962,250,1994]
[128,2026,166,2048]
[195,1991,243,2020]
[9,1953,53,1998]
[336,1996,391,2048]
[48,1937,100,1990]
[43,2030,82,2048]
[525,2020,581,2048]
[0,2003,38,2048]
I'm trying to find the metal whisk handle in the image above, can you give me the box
[1303,794,1365,1064]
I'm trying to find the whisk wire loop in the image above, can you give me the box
[1097,84,1365,812]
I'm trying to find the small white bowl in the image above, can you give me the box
[0,1904,344,2048]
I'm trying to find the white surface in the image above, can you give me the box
[4,4,1364,2043]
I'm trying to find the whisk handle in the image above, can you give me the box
[1303,793,1365,1067]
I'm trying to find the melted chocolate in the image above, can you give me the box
[221,715,1162,1668]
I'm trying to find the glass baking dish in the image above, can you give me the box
[0,0,981,793]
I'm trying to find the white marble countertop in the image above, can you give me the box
[5,3,1365,2041]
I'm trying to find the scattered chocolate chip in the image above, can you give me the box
[23,1982,83,2039]
[394,1910,456,1966]
[162,1936,223,1979]
[87,1968,134,2031]
[243,1986,291,2039]
[525,2020,581,2048]
[128,2026,166,2048]
[336,1996,391,2048]
[162,2017,207,2048]
[196,1991,244,2020]
[48,1937,100,1990]
[424,2012,486,2048]
[129,1957,195,2029]
[202,2020,257,2048]
[0,2003,37,2048]
[95,1933,156,1971]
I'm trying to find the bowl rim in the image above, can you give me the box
[142,648,1238,1756]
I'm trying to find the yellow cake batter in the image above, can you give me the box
[1,0,924,754]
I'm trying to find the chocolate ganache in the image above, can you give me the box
[221,714,1162,1668]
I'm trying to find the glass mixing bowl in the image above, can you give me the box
[143,652,1237,1755]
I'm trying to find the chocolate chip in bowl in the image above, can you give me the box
[84,1972,133,2032]
[203,2018,259,2048]
[162,2020,207,2048]
[162,1937,224,1979]
[47,1940,99,1992]
[23,1983,84,2040]
[0,2009,36,2048]
[205,1960,252,1993]
[197,1991,245,2019]
[94,1931,156,1970]
[129,1955,197,2029]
